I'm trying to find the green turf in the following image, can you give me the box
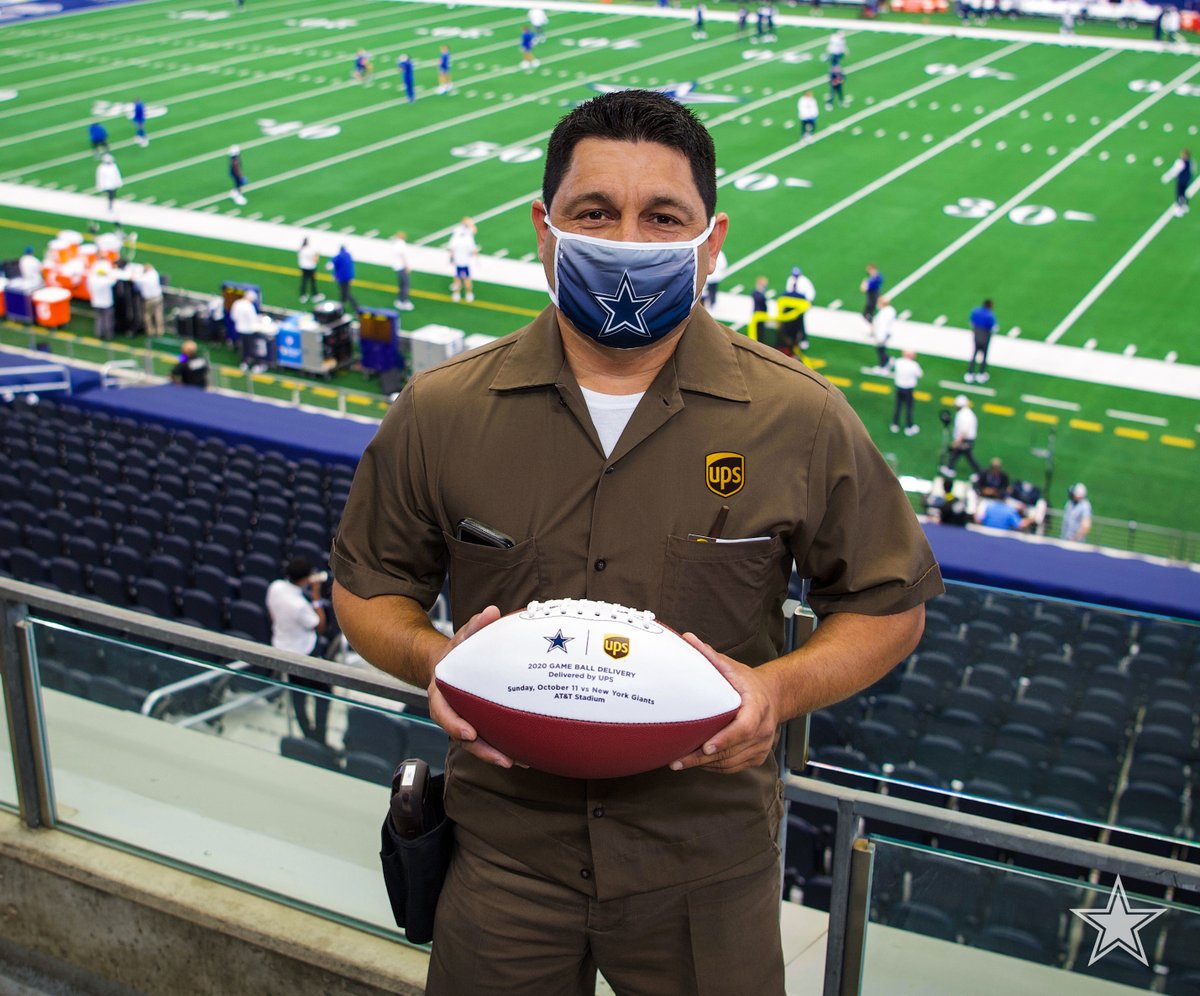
[1,0,1197,554]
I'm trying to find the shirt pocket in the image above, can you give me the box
[443,531,542,628]
[658,534,784,653]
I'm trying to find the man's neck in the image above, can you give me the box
[557,311,688,395]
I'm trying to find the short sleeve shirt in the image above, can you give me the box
[332,306,942,900]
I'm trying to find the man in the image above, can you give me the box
[1061,483,1093,542]
[871,294,895,371]
[890,348,922,435]
[131,98,148,147]
[229,145,248,206]
[448,217,477,303]
[750,274,770,340]
[827,65,846,109]
[267,556,331,744]
[825,30,847,65]
[940,394,982,478]
[392,230,413,310]
[779,265,814,353]
[353,48,373,83]
[520,25,538,69]
[88,121,109,159]
[331,90,940,995]
[18,247,43,289]
[966,298,997,383]
[87,262,116,340]
[137,262,164,336]
[693,2,707,39]
[170,340,210,388]
[329,245,359,313]
[96,153,122,213]
[1163,148,1192,217]
[976,456,1009,498]
[975,499,1028,531]
[230,289,262,370]
[529,5,548,39]
[398,53,416,103]
[437,44,452,94]
[298,237,321,303]
[797,91,819,143]
[860,261,882,321]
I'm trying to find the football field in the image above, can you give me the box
[1,0,1197,548]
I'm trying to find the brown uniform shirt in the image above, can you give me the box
[332,305,942,901]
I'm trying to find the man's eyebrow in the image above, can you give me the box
[558,191,619,213]
[557,192,699,218]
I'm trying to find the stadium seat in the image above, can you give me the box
[911,734,970,783]
[869,694,921,739]
[121,525,156,560]
[343,709,410,759]
[967,664,1015,702]
[24,526,60,560]
[911,650,960,690]
[241,552,280,581]
[1134,724,1191,760]
[1127,753,1187,796]
[228,600,270,643]
[192,564,234,603]
[897,672,942,714]
[807,710,843,753]
[280,736,341,772]
[88,675,146,712]
[850,719,906,763]
[943,686,999,723]
[79,515,116,550]
[158,533,195,566]
[197,542,238,576]
[1118,781,1183,834]
[1161,920,1200,974]
[134,577,177,618]
[889,902,957,942]
[8,501,41,531]
[48,557,88,597]
[992,723,1053,769]
[147,554,189,593]
[974,925,1053,966]
[1017,631,1062,662]
[180,589,223,631]
[237,575,271,609]
[1006,697,1063,735]
[927,708,991,754]
[91,568,131,608]
[106,544,144,582]
[974,749,1036,801]
[1040,766,1108,821]
[1022,676,1073,713]
[9,548,46,584]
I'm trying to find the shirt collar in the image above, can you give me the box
[489,305,751,403]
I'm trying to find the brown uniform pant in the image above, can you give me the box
[426,841,784,996]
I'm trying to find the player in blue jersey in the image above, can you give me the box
[353,49,373,84]
[437,44,452,94]
[1163,148,1193,216]
[826,65,846,108]
[520,27,538,70]
[131,99,148,147]
[88,121,109,159]
[398,54,415,102]
[229,145,247,205]
[965,299,997,383]
[693,3,707,38]
[737,5,749,33]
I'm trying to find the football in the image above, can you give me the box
[434,598,742,779]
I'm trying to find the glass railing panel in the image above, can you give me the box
[861,836,1199,994]
[804,581,1200,847]
[25,617,446,938]
[0,646,16,812]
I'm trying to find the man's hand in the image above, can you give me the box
[427,605,520,769]
[668,633,779,775]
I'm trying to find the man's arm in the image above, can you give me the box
[331,581,515,766]
[671,604,925,774]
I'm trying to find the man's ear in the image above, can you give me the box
[703,213,729,277]
[532,200,549,262]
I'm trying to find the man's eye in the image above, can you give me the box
[582,210,607,221]
[651,215,679,226]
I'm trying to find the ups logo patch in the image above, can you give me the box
[603,634,630,660]
[706,452,745,498]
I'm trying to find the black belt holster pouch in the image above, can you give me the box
[379,766,453,945]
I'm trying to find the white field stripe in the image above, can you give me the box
[417,190,542,245]
[1020,395,1082,411]
[1046,172,1200,344]
[0,3,489,122]
[303,31,839,226]
[0,7,519,152]
[1105,409,1169,426]
[726,47,1118,278]
[0,0,358,69]
[715,39,1024,186]
[182,19,716,210]
[938,380,996,397]
[86,11,634,194]
[888,58,1200,300]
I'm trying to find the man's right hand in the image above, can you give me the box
[428,605,519,768]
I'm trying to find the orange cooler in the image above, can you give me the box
[33,287,71,328]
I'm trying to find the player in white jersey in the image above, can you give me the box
[448,217,478,302]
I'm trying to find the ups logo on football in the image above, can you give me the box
[706,452,745,498]
[603,634,630,660]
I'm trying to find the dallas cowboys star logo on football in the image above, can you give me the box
[592,272,662,338]
[544,629,574,653]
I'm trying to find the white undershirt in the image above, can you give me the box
[580,386,644,458]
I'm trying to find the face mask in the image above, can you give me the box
[546,218,716,349]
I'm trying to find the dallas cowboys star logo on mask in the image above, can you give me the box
[546,218,716,349]
[592,272,663,339]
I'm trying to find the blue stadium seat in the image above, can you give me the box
[241,553,280,581]
[158,533,195,566]
[343,751,394,787]
[968,663,1015,701]
[992,723,1053,769]
[180,589,223,631]
[280,736,341,772]
[974,925,1053,966]
[851,719,906,764]
[1118,780,1183,834]
[228,600,270,643]
[343,709,410,759]
[974,749,1036,801]
[91,568,131,608]
[48,557,88,596]
[192,564,233,603]
[9,547,46,584]
[24,526,60,560]
[106,543,143,582]
[889,902,957,942]
[1041,765,1108,820]
[911,734,970,784]
[147,554,189,593]
[927,708,991,754]
[134,577,176,619]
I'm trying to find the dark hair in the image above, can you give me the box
[542,90,717,217]
[983,299,993,309]
[286,556,313,583]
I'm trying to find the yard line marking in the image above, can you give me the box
[938,380,995,397]
[889,57,1200,301]
[1046,171,1200,344]
[726,48,1118,277]
[1162,436,1196,449]
[1020,395,1081,411]
[1024,411,1058,424]
[1115,427,1150,441]
[201,21,735,214]
[1106,410,1169,426]
[417,190,541,245]
[1070,419,1104,432]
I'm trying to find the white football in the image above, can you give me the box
[435,598,742,779]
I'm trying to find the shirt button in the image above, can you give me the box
[592,806,604,818]
[580,868,592,880]
[604,465,615,474]
[594,559,606,572]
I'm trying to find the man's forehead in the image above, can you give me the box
[559,138,703,200]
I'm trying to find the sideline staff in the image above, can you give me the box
[332,90,942,994]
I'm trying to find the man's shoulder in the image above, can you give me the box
[717,322,833,394]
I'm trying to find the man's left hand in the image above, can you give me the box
[668,633,778,775]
